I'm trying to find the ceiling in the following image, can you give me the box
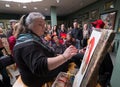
[0,0,97,16]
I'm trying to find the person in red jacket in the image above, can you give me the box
[8,23,19,54]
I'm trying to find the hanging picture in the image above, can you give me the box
[6,24,11,29]
[100,11,117,30]
[90,9,99,20]
[77,15,82,26]
[83,12,89,20]
[0,22,5,29]
[104,0,115,10]
[117,18,120,32]
[78,15,82,22]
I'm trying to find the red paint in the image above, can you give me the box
[85,37,95,65]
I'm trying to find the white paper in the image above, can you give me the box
[73,30,102,87]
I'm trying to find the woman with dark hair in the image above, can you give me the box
[52,25,58,36]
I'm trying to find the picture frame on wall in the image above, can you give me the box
[90,9,99,20]
[77,15,82,25]
[100,11,117,30]
[83,12,89,20]
[104,0,115,10]
[6,24,11,29]
[0,22,5,29]
[117,18,120,32]
[78,15,82,22]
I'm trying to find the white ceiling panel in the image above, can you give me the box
[0,0,97,16]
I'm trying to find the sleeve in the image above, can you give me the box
[20,42,69,78]
[8,36,16,51]
[21,43,49,77]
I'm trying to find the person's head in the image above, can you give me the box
[9,19,17,29]
[66,33,72,41]
[19,12,46,36]
[83,24,88,30]
[73,21,78,28]
[47,24,51,30]
[53,35,59,44]
[44,31,51,41]
[61,24,65,31]
[53,25,57,31]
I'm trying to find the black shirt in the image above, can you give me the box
[71,28,83,40]
[13,33,69,87]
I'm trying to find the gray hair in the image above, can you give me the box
[25,12,45,26]
[9,19,17,25]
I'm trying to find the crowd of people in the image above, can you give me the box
[0,12,113,87]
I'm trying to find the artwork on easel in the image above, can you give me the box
[100,11,117,30]
[73,29,115,87]
[73,29,102,87]
[104,0,115,10]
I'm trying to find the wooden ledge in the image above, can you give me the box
[13,76,28,87]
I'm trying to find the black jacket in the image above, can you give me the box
[13,33,69,87]
[71,28,83,40]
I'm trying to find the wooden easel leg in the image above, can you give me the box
[6,69,13,78]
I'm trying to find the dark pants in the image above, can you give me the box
[0,67,11,87]
[1,68,11,87]
[83,38,88,48]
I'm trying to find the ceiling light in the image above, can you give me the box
[45,8,48,11]
[34,7,37,10]
[5,4,10,7]
[56,0,60,3]
[23,5,27,8]
[2,0,43,3]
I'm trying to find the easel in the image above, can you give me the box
[73,29,115,87]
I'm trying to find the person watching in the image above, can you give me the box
[6,19,17,38]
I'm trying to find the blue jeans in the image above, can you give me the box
[75,39,80,49]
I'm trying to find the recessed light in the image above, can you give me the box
[56,0,60,3]
[5,4,10,8]
[45,8,48,11]
[23,5,27,8]
[32,0,43,2]
[34,7,37,10]
[2,0,43,3]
